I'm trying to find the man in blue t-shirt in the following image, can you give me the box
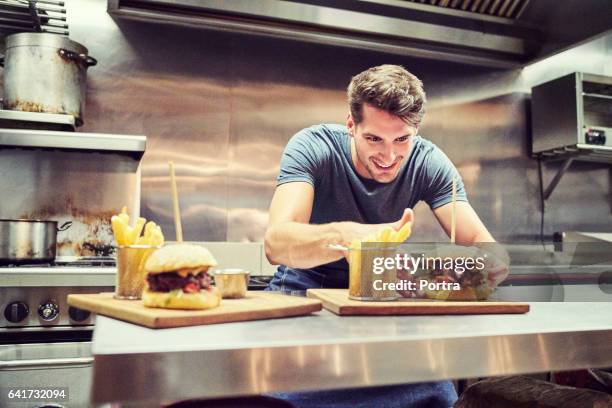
[264,65,497,407]
[265,65,495,293]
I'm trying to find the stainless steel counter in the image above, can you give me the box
[90,300,612,405]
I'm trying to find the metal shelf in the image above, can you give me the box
[0,128,146,158]
[534,144,612,200]
[535,144,612,162]
[0,0,68,36]
[583,92,612,100]
[0,109,75,131]
[532,73,612,201]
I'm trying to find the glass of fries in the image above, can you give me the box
[347,223,412,301]
[348,243,399,301]
[115,245,160,299]
[111,207,165,300]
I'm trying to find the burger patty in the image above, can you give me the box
[429,268,484,287]
[147,271,212,292]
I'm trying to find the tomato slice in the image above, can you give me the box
[183,282,200,293]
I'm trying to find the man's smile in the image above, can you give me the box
[372,158,400,171]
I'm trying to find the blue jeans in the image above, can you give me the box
[267,265,348,295]
[266,266,458,408]
[269,382,457,408]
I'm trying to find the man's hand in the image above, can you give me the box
[334,208,414,248]
[433,202,494,245]
[391,208,414,234]
[266,182,415,269]
[485,257,509,288]
[477,243,510,287]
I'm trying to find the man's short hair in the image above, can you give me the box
[348,64,426,127]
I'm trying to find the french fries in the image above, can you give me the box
[348,222,412,300]
[348,221,412,250]
[111,207,165,299]
[111,206,164,247]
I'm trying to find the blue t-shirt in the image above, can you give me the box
[270,123,467,291]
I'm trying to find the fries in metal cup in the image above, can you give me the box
[110,207,165,299]
[347,223,412,301]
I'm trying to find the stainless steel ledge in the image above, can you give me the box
[0,268,117,287]
[0,110,75,128]
[91,302,612,404]
[0,128,147,157]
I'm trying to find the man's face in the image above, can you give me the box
[347,104,417,183]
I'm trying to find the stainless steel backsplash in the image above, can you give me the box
[3,0,610,245]
[0,148,140,256]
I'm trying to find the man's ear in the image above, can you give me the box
[346,113,355,137]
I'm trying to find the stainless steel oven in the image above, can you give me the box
[0,262,115,408]
[0,342,94,408]
[0,101,144,408]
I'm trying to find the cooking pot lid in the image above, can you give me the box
[5,33,89,56]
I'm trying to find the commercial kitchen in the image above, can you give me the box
[1,0,612,407]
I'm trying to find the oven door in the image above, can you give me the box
[0,342,93,407]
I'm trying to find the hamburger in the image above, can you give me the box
[142,244,221,310]
[415,246,492,301]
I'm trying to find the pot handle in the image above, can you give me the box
[57,221,73,232]
[58,49,98,67]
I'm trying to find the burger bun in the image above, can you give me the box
[142,286,221,310]
[145,244,218,275]
[424,285,492,301]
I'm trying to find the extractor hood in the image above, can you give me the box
[107,0,612,68]
[0,128,146,158]
[107,0,540,68]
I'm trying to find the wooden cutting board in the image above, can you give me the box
[68,291,322,329]
[307,289,529,315]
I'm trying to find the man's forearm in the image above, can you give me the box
[264,221,346,269]
[265,209,413,269]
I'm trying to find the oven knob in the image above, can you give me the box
[68,306,91,322]
[4,301,29,323]
[38,301,59,321]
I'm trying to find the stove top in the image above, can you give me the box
[0,254,272,330]
[0,256,117,330]
[0,257,117,269]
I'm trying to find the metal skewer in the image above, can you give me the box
[28,0,64,6]
[0,9,32,19]
[40,26,67,34]
[42,20,67,28]
[41,14,66,21]
[0,1,66,14]
[0,0,68,34]
[0,17,31,26]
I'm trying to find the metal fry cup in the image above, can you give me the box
[114,244,161,300]
[348,243,399,301]
[213,269,250,299]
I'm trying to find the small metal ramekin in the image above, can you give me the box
[213,268,250,299]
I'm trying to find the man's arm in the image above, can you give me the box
[433,201,510,285]
[432,201,494,244]
[264,182,413,269]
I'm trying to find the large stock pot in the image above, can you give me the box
[1,33,97,126]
